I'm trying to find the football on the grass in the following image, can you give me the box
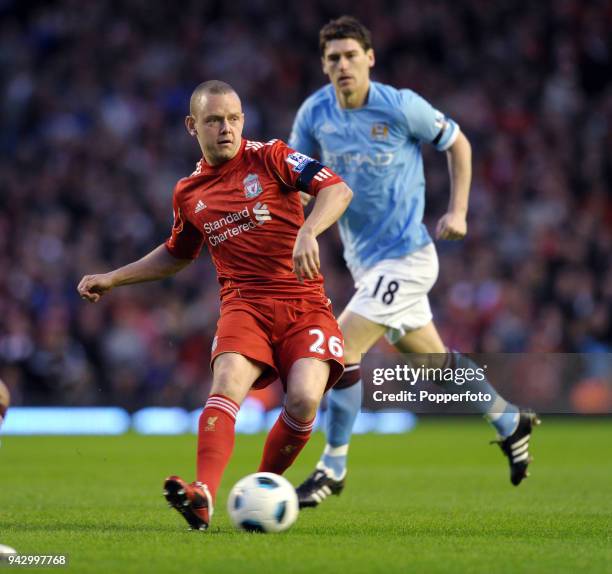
[0,380,9,427]
[227,472,299,533]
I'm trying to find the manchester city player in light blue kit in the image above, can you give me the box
[289,16,540,507]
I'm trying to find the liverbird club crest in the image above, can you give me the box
[243,173,263,199]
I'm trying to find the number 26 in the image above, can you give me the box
[308,329,343,357]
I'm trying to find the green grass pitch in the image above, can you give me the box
[1,418,611,573]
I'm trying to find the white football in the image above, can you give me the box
[227,472,299,533]
[0,544,17,559]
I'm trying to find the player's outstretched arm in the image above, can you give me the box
[77,244,193,303]
[293,182,352,282]
[436,130,472,240]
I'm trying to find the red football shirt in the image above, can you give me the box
[165,138,343,301]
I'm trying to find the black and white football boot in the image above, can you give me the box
[492,409,541,486]
[296,464,346,509]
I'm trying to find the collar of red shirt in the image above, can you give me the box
[199,138,247,175]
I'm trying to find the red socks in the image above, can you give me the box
[258,409,315,475]
[197,397,314,499]
[196,394,239,502]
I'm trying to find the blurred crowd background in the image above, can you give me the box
[0,0,611,411]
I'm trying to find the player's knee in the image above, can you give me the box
[285,392,321,421]
[211,366,246,402]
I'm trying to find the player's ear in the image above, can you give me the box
[321,56,332,77]
[185,115,197,137]
[367,48,375,69]
[321,48,330,75]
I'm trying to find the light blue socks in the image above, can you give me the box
[320,375,362,478]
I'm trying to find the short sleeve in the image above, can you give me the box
[164,183,205,260]
[288,100,320,158]
[265,140,343,197]
[400,89,460,151]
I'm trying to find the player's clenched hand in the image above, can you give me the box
[292,229,320,282]
[77,273,114,303]
[436,212,467,241]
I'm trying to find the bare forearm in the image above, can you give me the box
[109,244,192,287]
[292,182,352,282]
[301,182,352,237]
[446,131,472,216]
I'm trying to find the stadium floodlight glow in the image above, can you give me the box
[374,411,417,434]
[0,407,130,435]
[0,406,421,436]
[132,407,191,435]
[234,397,266,434]
[351,411,377,434]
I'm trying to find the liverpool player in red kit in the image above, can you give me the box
[77,80,352,530]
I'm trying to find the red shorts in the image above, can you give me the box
[211,295,344,390]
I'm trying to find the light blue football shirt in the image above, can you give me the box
[289,81,459,278]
